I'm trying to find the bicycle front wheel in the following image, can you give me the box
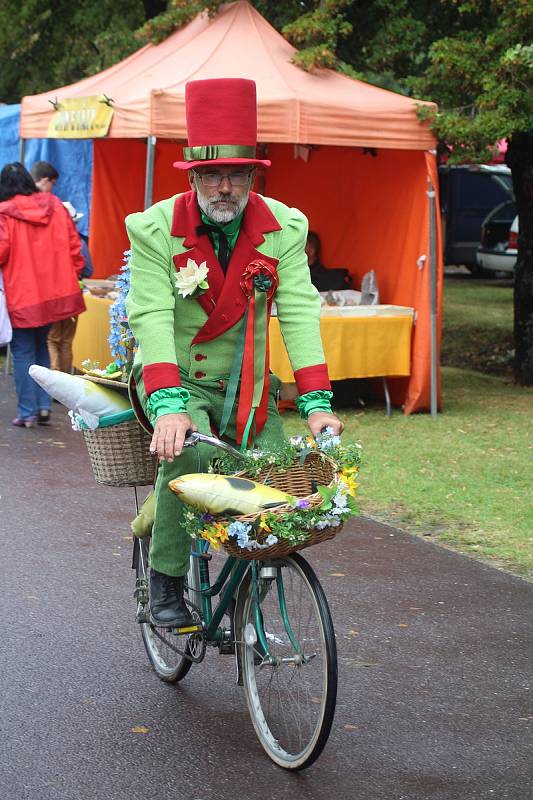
[236,552,337,770]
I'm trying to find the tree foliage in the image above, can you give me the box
[0,0,149,103]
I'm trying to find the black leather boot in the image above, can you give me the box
[149,570,195,628]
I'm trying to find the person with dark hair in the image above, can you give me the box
[30,160,59,193]
[0,162,85,427]
[305,230,352,291]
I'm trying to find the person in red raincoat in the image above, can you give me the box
[0,162,85,427]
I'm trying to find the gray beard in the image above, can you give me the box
[196,188,250,224]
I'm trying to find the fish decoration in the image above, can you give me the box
[131,492,155,539]
[28,365,131,429]
[169,474,294,516]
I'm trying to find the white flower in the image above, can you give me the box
[175,258,209,298]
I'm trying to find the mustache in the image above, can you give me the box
[208,195,238,204]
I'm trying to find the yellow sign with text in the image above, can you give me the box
[47,96,114,138]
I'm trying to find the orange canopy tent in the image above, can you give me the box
[20,0,442,414]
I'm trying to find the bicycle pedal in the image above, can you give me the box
[136,609,149,624]
[171,623,202,634]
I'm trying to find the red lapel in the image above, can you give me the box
[192,192,281,344]
[171,191,223,315]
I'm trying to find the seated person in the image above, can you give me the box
[305,231,352,292]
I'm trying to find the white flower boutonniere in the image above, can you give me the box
[175,258,209,298]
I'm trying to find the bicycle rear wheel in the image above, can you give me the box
[133,537,200,683]
[236,552,337,770]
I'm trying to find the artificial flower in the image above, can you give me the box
[259,513,271,533]
[199,527,221,551]
[228,521,252,548]
[175,258,209,298]
[339,471,358,496]
[213,522,229,542]
[296,499,310,509]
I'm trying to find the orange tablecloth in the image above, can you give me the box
[73,295,413,380]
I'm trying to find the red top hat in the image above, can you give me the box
[173,78,270,170]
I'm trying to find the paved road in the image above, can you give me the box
[0,378,531,800]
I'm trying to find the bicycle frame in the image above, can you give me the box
[188,537,249,645]
[186,538,305,664]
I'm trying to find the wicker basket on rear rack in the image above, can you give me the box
[82,409,157,487]
[221,450,343,560]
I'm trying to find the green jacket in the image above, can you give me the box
[125,190,330,399]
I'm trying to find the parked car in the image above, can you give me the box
[439,164,514,273]
[476,206,518,275]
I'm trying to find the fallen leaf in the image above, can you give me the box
[398,624,409,628]
[343,658,380,668]
[131,726,150,734]
[311,697,323,704]
[348,630,359,635]
[344,724,358,731]
[329,572,345,577]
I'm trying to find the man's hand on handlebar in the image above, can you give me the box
[150,413,197,462]
[307,411,344,438]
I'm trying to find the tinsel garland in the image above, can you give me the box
[108,250,136,371]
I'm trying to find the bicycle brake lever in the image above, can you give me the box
[182,431,246,461]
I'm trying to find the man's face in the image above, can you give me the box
[35,177,56,193]
[189,165,255,224]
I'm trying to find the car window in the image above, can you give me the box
[456,172,511,208]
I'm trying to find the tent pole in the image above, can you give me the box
[19,137,26,165]
[144,136,156,209]
[427,181,438,419]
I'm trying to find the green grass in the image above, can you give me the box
[284,369,533,579]
[440,278,515,376]
[283,276,533,580]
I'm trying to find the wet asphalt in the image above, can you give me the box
[0,376,531,800]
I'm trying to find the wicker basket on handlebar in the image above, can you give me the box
[221,451,343,560]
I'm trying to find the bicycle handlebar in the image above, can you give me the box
[182,425,334,461]
[182,431,246,461]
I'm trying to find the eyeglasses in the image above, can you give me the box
[193,170,254,187]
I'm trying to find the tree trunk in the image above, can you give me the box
[505,132,533,385]
[142,0,167,21]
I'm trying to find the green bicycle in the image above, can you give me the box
[132,432,338,770]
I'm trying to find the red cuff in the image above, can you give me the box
[293,363,331,394]
[143,363,181,396]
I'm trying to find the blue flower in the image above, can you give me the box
[228,521,252,548]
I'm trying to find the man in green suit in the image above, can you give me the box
[126,78,343,627]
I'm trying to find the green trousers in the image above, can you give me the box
[134,368,285,576]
